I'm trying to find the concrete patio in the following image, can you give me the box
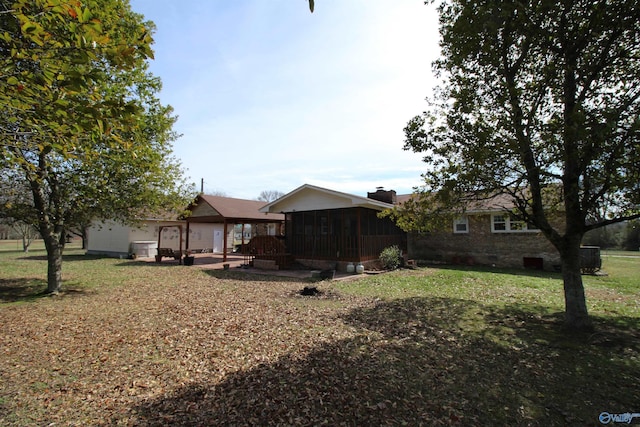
[147,252,369,281]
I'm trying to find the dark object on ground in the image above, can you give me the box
[300,286,321,296]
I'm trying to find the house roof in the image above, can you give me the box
[396,192,534,214]
[396,193,413,205]
[259,183,397,214]
[186,194,284,223]
[463,193,519,213]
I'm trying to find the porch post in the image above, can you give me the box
[156,225,163,262]
[356,208,362,261]
[178,225,183,265]
[185,220,190,251]
[223,220,228,262]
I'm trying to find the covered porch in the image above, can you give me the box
[285,207,406,267]
[184,194,285,263]
[259,184,407,271]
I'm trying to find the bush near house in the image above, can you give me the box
[379,245,403,270]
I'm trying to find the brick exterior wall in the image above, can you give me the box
[408,214,562,271]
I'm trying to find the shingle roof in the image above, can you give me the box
[189,194,284,222]
[395,192,525,213]
[396,194,413,205]
[463,193,518,212]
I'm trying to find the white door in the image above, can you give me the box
[213,225,224,253]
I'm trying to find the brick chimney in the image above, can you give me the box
[367,187,397,204]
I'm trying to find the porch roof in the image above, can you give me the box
[186,194,285,224]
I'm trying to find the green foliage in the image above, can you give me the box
[402,0,640,236]
[1,0,153,142]
[380,191,453,233]
[0,0,195,293]
[396,0,640,330]
[379,245,402,270]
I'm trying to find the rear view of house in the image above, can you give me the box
[260,184,406,271]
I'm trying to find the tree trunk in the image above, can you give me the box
[25,150,66,295]
[22,236,30,252]
[560,241,593,332]
[81,226,88,250]
[43,232,64,294]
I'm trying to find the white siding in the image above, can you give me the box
[187,223,215,251]
[87,220,185,257]
[274,191,355,212]
[87,221,131,256]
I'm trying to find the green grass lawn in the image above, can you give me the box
[0,244,638,426]
[336,255,638,317]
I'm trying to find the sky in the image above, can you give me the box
[128,0,441,199]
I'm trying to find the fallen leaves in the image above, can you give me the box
[0,269,371,425]
[0,264,638,426]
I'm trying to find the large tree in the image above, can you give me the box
[396,0,640,330]
[1,0,194,293]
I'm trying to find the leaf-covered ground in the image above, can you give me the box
[0,257,638,426]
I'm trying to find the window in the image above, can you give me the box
[491,214,538,233]
[492,214,507,231]
[509,216,526,231]
[453,216,469,233]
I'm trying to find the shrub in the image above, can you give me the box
[379,245,402,270]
